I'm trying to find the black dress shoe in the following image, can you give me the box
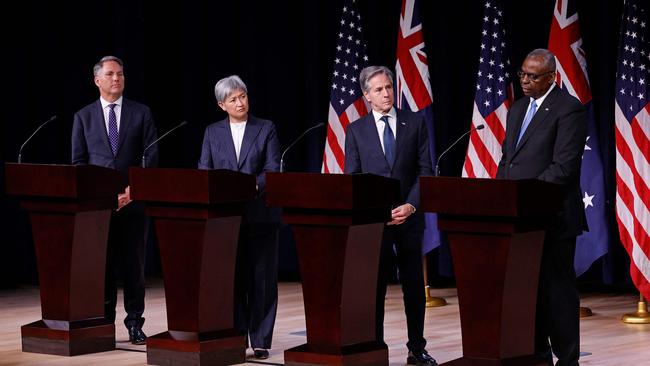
[128,326,147,345]
[253,348,269,359]
[407,350,438,366]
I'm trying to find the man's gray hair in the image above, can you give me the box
[214,75,248,103]
[93,56,123,77]
[526,48,556,72]
[359,66,394,93]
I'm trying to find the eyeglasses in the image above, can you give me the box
[517,70,555,82]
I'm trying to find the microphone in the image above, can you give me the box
[17,115,57,163]
[434,124,484,176]
[141,120,188,168]
[280,122,325,172]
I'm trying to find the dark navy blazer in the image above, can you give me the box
[72,98,159,189]
[344,108,433,211]
[497,86,587,238]
[198,115,281,223]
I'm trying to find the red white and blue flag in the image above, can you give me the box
[614,0,650,300]
[322,0,370,174]
[462,0,514,179]
[548,0,610,276]
[395,0,440,254]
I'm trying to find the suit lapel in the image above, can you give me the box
[216,120,239,169]
[116,99,130,155]
[238,117,262,169]
[515,87,559,153]
[394,110,408,166]
[360,114,389,168]
[94,100,114,155]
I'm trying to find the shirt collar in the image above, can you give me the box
[372,107,396,123]
[530,83,555,107]
[100,96,123,109]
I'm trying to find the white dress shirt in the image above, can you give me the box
[372,108,397,154]
[230,121,247,161]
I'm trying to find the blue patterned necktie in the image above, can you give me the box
[516,100,537,148]
[108,103,118,155]
[381,115,395,168]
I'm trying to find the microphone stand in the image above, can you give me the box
[280,122,325,172]
[18,115,57,163]
[141,121,188,168]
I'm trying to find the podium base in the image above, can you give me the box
[146,330,245,366]
[284,341,388,366]
[21,320,115,356]
[441,355,548,366]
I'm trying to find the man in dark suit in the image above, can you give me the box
[344,66,436,366]
[497,49,587,366]
[198,75,281,360]
[71,55,158,345]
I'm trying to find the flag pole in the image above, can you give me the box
[622,294,650,324]
[423,256,446,307]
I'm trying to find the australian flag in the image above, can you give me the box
[548,0,610,276]
[395,0,440,254]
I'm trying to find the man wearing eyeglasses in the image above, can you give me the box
[497,48,587,366]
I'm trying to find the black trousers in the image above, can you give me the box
[234,221,279,349]
[376,219,426,353]
[535,236,579,366]
[104,206,147,328]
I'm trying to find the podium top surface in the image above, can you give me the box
[5,163,121,199]
[420,176,562,218]
[129,167,256,205]
[266,172,400,210]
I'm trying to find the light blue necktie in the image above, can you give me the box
[108,103,119,155]
[516,100,537,147]
[381,115,395,168]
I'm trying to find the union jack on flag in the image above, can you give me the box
[548,0,610,277]
[395,0,440,254]
[462,0,514,179]
[614,0,650,301]
[322,0,369,174]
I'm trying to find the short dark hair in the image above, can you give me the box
[526,49,556,72]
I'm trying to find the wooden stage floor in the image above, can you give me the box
[1,280,649,365]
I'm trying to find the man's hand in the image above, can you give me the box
[387,203,416,225]
[117,186,132,210]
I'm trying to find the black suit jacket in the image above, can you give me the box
[71,98,158,189]
[198,115,281,223]
[344,108,432,215]
[497,86,587,238]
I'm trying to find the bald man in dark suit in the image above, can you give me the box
[497,49,587,366]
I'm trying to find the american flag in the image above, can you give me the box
[548,0,610,276]
[462,0,513,178]
[615,0,650,301]
[322,0,370,174]
[395,0,440,254]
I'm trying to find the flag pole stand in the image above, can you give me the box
[423,256,446,307]
[579,306,593,318]
[622,294,650,324]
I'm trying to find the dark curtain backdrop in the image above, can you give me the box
[1,0,630,289]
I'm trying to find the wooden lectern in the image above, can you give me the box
[4,163,121,356]
[266,172,400,366]
[420,177,562,366]
[129,167,256,366]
